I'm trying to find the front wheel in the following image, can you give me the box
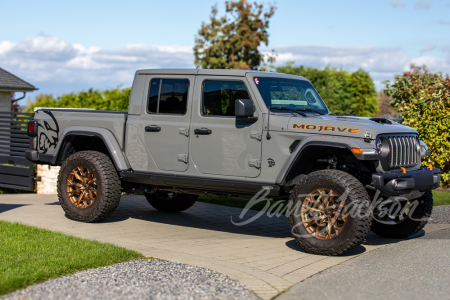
[287,170,372,256]
[371,190,433,239]
[145,191,198,212]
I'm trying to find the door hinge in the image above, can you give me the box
[248,159,261,169]
[177,154,188,163]
[179,127,189,137]
[250,131,262,141]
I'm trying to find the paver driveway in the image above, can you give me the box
[1,194,449,299]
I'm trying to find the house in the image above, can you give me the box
[0,68,38,112]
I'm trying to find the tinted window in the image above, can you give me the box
[147,79,189,115]
[202,81,250,116]
[148,80,160,113]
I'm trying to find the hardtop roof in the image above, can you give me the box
[135,69,308,81]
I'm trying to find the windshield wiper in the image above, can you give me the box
[296,108,325,115]
[268,106,307,117]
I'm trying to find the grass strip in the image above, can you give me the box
[0,221,142,296]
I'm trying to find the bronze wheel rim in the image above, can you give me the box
[301,188,347,240]
[66,166,97,209]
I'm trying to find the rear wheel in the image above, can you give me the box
[287,170,372,256]
[145,191,198,212]
[57,151,121,222]
[371,191,433,239]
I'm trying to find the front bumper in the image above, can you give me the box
[372,167,441,196]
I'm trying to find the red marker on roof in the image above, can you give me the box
[254,78,259,84]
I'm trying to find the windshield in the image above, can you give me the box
[253,77,329,115]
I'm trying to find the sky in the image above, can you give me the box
[1,0,449,105]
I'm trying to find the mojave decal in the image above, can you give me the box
[292,123,360,134]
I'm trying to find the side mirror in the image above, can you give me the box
[235,99,258,122]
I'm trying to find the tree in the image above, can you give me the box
[384,64,450,186]
[375,90,399,120]
[194,0,276,70]
[276,63,378,116]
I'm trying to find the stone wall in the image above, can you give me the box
[0,91,11,112]
[37,165,60,194]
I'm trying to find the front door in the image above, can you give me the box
[190,76,263,178]
[138,75,195,172]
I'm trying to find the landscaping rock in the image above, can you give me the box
[2,259,257,300]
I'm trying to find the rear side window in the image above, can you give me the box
[202,80,250,116]
[147,79,189,115]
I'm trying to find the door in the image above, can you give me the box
[190,76,263,178]
[138,75,195,172]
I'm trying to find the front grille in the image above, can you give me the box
[386,135,420,168]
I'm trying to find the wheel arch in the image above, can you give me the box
[53,127,130,171]
[276,137,378,185]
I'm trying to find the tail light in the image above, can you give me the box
[27,120,38,137]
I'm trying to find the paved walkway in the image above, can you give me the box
[1,194,449,300]
[277,227,450,300]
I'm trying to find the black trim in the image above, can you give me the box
[194,128,212,135]
[35,109,127,114]
[40,154,53,163]
[289,140,301,153]
[120,171,280,197]
[145,126,161,132]
[53,131,129,170]
[25,150,38,162]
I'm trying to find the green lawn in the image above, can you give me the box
[0,221,142,296]
[198,190,450,212]
[433,190,450,206]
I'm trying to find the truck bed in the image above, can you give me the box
[34,109,128,157]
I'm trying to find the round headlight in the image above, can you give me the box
[376,137,390,157]
[419,140,429,157]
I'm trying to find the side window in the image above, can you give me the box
[147,79,189,115]
[202,80,250,116]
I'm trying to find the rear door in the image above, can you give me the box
[136,75,195,172]
[190,76,263,178]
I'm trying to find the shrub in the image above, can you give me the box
[276,63,378,116]
[384,65,450,186]
[25,88,131,112]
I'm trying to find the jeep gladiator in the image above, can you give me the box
[25,69,441,255]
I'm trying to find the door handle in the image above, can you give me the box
[145,126,161,132]
[194,128,212,135]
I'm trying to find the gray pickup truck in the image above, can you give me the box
[25,69,440,255]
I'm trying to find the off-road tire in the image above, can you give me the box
[371,191,433,239]
[57,151,121,222]
[287,169,372,256]
[145,192,198,212]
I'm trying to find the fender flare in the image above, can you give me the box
[275,136,379,185]
[53,126,130,171]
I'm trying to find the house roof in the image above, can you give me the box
[0,68,38,92]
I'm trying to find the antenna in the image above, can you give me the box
[266,109,271,140]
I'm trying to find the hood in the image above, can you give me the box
[268,114,417,139]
